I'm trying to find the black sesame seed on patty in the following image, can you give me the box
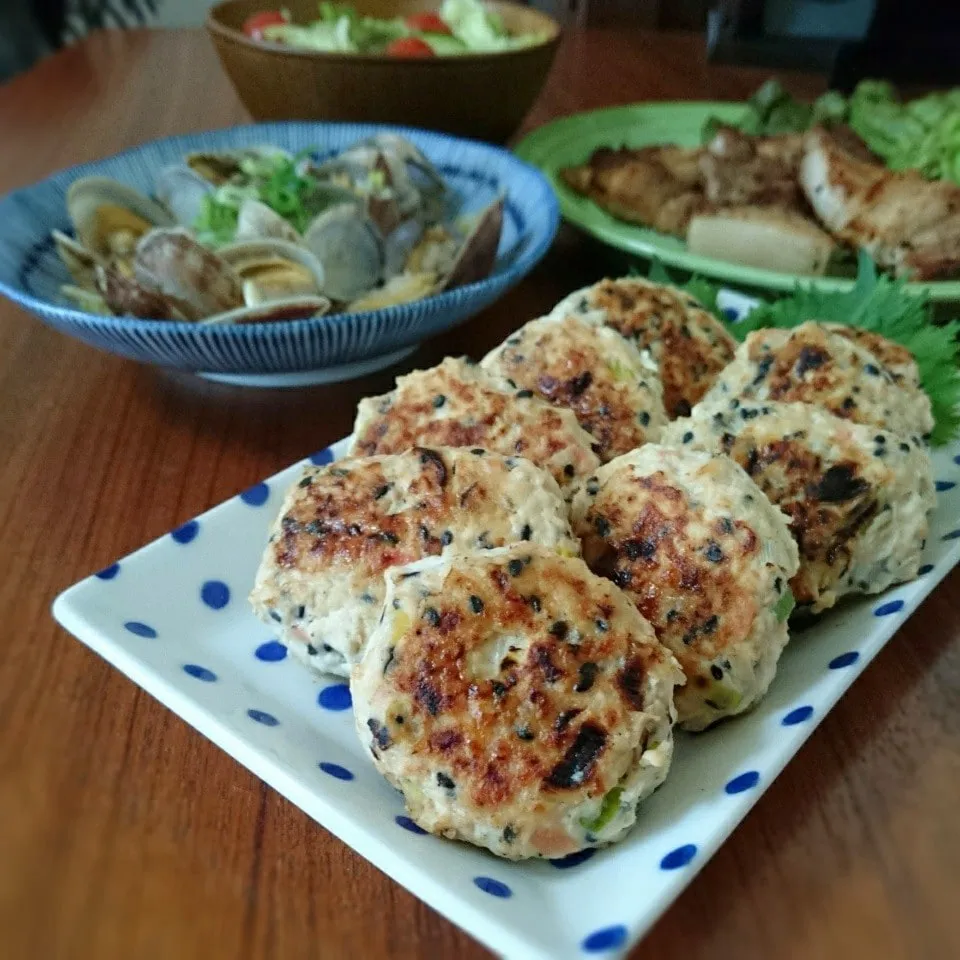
[432,394,446,408]
[436,772,456,790]
[469,595,484,614]
[440,530,454,546]
[548,620,569,639]
[595,617,609,632]
[702,615,719,634]
[298,475,313,488]
[527,595,542,612]
[373,483,392,500]
[506,558,523,577]
[638,410,651,427]
[471,447,485,455]
[516,389,534,399]
[424,607,441,626]
[704,542,724,562]
[574,661,598,693]
[682,431,694,443]
[710,664,724,681]
[520,523,532,541]
[306,643,318,656]
[594,516,611,537]
[269,610,282,623]
[515,725,534,741]
[563,463,576,478]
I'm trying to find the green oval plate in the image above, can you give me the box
[515,102,960,302]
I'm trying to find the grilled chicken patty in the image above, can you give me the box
[570,444,799,731]
[701,322,933,439]
[350,357,600,488]
[249,448,578,676]
[482,314,667,462]
[352,544,682,860]
[663,400,935,612]
[549,278,737,418]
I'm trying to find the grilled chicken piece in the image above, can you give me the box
[560,145,706,237]
[800,128,960,279]
[700,126,806,211]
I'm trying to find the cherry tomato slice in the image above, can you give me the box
[403,13,453,35]
[385,37,437,58]
[242,11,288,42]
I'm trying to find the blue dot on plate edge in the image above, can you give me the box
[255,640,288,662]
[874,599,904,616]
[783,705,814,726]
[182,664,217,682]
[935,480,956,492]
[473,876,512,898]
[240,482,270,506]
[319,762,354,781]
[310,447,335,466]
[171,520,199,544]
[318,684,352,711]
[124,620,156,638]
[660,844,697,870]
[201,580,230,609]
[582,925,628,953]
[395,815,426,835]
[942,529,960,541]
[247,708,279,726]
[725,771,760,795]
[918,564,934,575]
[95,562,120,580]
[829,651,860,669]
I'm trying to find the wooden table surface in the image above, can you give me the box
[1,26,958,960]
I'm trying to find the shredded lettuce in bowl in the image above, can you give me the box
[259,0,546,56]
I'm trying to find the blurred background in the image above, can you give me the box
[2,2,956,87]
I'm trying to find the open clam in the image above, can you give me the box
[217,240,326,307]
[201,295,330,326]
[66,177,176,275]
[94,264,196,321]
[154,164,213,227]
[134,228,243,317]
[303,204,384,302]
[53,229,103,291]
[186,147,292,186]
[234,198,302,244]
[440,196,504,291]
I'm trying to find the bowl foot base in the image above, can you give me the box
[196,345,418,388]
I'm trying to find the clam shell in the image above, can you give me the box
[67,177,175,266]
[134,228,243,318]
[201,295,331,326]
[154,164,213,227]
[383,219,425,278]
[347,272,438,313]
[187,147,292,186]
[53,229,103,291]
[441,196,504,292]
[217,239,325,306]
[95,264,195,321]
[303,204,384,302]
[234,199,302,244]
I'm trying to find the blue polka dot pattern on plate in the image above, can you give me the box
[124,620,156,638]
[473,876,511,898]
[183,664,217,682]
[95,562,120,580]
[782,705,814,726]
[318,683,352,711]
[310,447,335,466]
[201,580,230,610]
[582,925,628,953]
[942,529,960,541]
[660,844,697,870]
[918,564,934,575]
[551,848,596,869]
[725,771,760,795]
[247,708,279,726]
[255,640,288,662]
[936,480,956,493]
[395,815,427,835]
[240,482,270,506]
[874,599,904,616]
[319,762,354,781]
[954,454,960,465]
[721,307,739,322]
[171,520,199,544]
[829,651,860,669]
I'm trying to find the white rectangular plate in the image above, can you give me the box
[54,433,960,960]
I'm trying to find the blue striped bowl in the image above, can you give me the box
[0,122,559,385]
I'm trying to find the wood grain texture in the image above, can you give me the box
[0,27,957,960]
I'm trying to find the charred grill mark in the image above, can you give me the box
[430,729,463,752]
[416,447,448,487]
[532,644,563,683]
[367,718,392,750]
[618,657,647,710]
[815,463,870,503]
[794,346,827,377]
[416,676,443,716]
[544,722,607,789]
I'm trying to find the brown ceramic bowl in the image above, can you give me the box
[206,0,560,143]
